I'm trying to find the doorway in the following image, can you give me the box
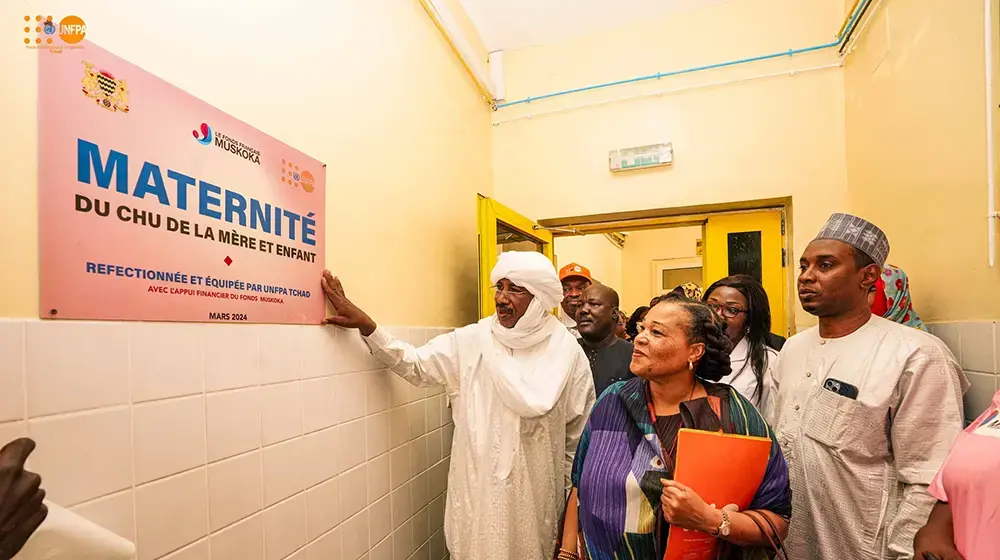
[476,196,793,337]
[703,210,786,337]
[477,195,553,318]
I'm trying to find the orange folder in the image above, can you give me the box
[663,428,772,560]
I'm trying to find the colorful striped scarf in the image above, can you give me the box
[570,378,791,560]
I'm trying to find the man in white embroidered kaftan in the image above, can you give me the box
[767,213,965,559]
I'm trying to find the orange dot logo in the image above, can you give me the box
[280,160,316,193]
[59,15,86,44]
[300,170,315,193]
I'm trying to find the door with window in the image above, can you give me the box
[477,195,554,318]
[703,211,788,337]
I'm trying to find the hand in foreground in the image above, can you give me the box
[660,479,721,534]
[914,531,965,560]
[0,438,48,560]
[321,270,377,336]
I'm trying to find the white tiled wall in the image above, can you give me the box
[0,319,454,560]
[927,321,1000,422]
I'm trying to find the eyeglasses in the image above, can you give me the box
[491,284,530,298]
[707,302,747,319]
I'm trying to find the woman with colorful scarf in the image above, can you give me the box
[665,282,704,301]
[556,298,792,560]
[868,264,928,331]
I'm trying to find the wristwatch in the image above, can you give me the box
[712,509,732,538]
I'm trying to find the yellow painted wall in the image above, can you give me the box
[621,227,702,313]
[554,235,623,294]
[0,0,493,327]
[491,0,849,330]
[438,0,489,66]
[844,0,998,322]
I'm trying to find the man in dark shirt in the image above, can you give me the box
[576,284,635,397]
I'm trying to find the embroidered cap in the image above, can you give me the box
[815,213,890,267]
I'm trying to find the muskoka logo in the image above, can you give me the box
[192,122,260,165]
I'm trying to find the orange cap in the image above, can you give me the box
[559,263,592,282]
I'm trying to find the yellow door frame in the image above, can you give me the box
[477,195,554,319]
[702,210,787,337]
[534,197,795,335]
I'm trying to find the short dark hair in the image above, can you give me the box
[852,247,875,269]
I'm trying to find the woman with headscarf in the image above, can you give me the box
[555,298,791,560]
[703,275,777,409]
[666,282,704,301]
[321,252,596,560]
[868,264,928,331]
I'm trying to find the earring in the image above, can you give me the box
[688,360,694,371]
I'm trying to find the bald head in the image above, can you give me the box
[586,284,619,307]
[576,284,620,342]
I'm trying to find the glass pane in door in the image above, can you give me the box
[727,231,762,283]
[661,267,704,292]
[497,222,544,255]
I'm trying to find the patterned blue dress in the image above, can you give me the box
[570,378,792,560]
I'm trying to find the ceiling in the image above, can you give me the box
[458,0,733,52]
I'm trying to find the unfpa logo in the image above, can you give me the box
[23,15,86,48]
[281,159,315,193]
[193,123,213,145]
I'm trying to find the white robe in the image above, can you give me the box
[559,312,581,338]
[364,324,596,560]
[717,337,777,409]
[767,315,966,559]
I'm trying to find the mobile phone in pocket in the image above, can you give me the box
[823,378,859,400]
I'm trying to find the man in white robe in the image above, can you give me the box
[321,252,596,560]
[768,213,965,559]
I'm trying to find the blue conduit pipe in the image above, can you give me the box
[493,0,872,110]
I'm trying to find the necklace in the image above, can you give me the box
[644,377,698,468]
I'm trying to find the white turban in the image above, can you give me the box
[476,251,579,481]
[489,251,564,310]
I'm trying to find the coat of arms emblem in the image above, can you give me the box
[81,61,129,113]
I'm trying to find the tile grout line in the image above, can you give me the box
[19,321,27,433]
[992,321,997,376]
[199,335,211,553]
[297,342,309,559]
[19,322,29,462]
[16,323,454,560]
[255,328,268,560]
[126,325,140,560]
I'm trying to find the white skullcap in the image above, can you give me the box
[490,252,564,310]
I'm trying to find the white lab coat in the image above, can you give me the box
[717,337,777,409]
